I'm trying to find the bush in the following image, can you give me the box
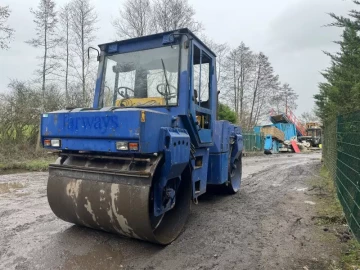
[0,80,65,160]
[218,103,238,124]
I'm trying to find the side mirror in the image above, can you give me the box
[88,47,100,61]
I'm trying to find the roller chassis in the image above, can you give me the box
[41,29,243,245]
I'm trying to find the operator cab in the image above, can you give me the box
[307,128,321,138]
[102,45,179,108]
[94,28,217,146]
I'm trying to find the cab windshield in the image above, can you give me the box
[308,129,321,137]
[102,45,180,107]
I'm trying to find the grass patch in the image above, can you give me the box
[311,167,345,225]
[313,167,360,269]
[341,239,360,269]
[0,158,54,173]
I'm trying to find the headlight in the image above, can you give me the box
[51,139,61,147]
[116,141,128,151]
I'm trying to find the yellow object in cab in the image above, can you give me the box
[116,97,166,107]
[196,115,205,128]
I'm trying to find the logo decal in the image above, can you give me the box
[65,115,119,133]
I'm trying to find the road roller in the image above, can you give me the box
[41,28,243,245]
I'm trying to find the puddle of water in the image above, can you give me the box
[63,244,124,270]
[294,187,308,192]
[0,182,26,194]
[304,200,316,205]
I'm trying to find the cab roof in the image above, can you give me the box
[99,28,216,58]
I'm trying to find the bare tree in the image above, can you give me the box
[271,83,298,113]
[70,0,98,104]
[113,0,153,39]
[283,83,298,112]
[223,43,254,125]
[300,110,319,124]
[152,0,202,33]
[248,53,279,129]
[26,0,61,109]
[0,5,14,49]
[253,75,280,125]
[213,43,229,87]
[201,36,229,88]
[59,3,72,105]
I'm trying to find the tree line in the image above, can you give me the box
[0,0,299,158]
[212,42,298,130]
[109,0,299,129]
[315,0,360,122]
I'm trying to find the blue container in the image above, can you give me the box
[274,123,297,140]
[253,126,262,134]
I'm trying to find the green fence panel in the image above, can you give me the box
[336,111,360,241]
[242,132,264,153]
[323,110,360,242]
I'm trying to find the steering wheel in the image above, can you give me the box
[156,84,177,100]
[117,86,135,99]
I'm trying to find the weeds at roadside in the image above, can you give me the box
[341,239,360,268]
[0,158,53,173]
[310,167,344,225]
[312,167,360,269]
[0,144,58,174]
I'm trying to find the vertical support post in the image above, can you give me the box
[216,91,220,120]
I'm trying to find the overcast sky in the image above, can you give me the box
[0,0,354,114]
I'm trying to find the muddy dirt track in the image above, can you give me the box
[1,152,336,270]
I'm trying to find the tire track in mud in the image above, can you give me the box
[123,153,326,270]
[0,153,337,270]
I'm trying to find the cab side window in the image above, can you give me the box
[193,45,211,109]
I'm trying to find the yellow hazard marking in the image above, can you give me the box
[141,111,146,122]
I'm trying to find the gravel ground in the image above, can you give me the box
[0,152,337,270]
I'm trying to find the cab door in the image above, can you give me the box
[190,42,216,144]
